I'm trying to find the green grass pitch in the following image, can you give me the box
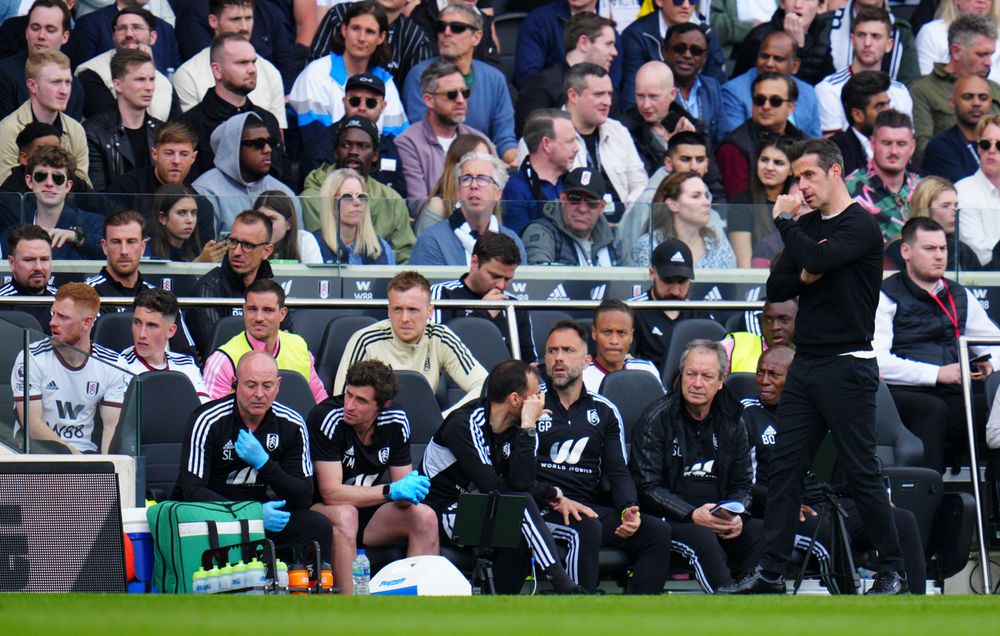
[1,595,998,635]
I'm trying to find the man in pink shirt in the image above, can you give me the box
[202,278,327,405]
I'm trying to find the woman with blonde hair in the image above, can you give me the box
[414,133,494,235]
[884,175,981,270]
[915,0,1000,81]
[315,168,395,264]
[630,171,737,268]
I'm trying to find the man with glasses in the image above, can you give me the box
[193,112,299,235]
[74,7,179,122]
[958,114,1000,266]
[0,145,103,261]
[299,116,415,262]
[68,0,181,75]
[658,23,722,143]
[716,71,805,201]
[410,151,526,266]
[396,59,492,217]
[523,167,618,267]
[402,3,517,165]
[621,0,726,110]
[189,209,290,356]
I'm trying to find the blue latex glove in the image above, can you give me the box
[236,429,269,470]
[389,470,430,504]
[262,500,290,532]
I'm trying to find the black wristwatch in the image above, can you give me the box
[521,427,536,438]
[776,211,794,222]
[68,226,85,245]
[382,484,392,501]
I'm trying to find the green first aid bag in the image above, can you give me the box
[147,501,265,594]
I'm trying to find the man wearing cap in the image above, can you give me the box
[629,238,713,370]
[298,72,408,196]
[522,167,618,267]
[300,116,415,263]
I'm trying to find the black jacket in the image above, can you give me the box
[83,109,161,192]
[104,166,216,245]
[629,386,753,520]
[732,9,834,85]
[178,90,291,184]
[513,61,623,138]
[77,67,182,122]
[297,117,406,196]
[881,271,970,368]
[830,127,868,178]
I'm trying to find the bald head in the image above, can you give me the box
[635,61,676,124]
[760,345,795,369]
[953,74,993,131]
[237,350,279,379]
[757,31,800,76]
[234,350,280,424]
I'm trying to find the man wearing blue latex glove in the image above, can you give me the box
[177,351,332,560]
[308,360,439,595]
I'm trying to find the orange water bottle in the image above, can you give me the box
[288,562,310,595]
[320,562,333,593]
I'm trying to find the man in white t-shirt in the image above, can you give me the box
[116,287,208,402]
[582,298,661,394]
[11,282,127,454]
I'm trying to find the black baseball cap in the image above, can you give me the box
[650,238,695,281]
[338,116,379,147]
[345,72,386,96]
[563,167,606,200]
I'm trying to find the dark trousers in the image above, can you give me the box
[544,505,672,594]
[671,517,763,593]
[268,509,333,563]
[760,354,904,576]
[889,384,988,473]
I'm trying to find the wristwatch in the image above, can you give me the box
[68,226,85,245]
[521,427,536,437]
[776,211,794,222]
[382,484,391,501]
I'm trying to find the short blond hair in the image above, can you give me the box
[25,49,70,82]
[975,113,1000,139]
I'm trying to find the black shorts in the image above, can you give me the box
[356,503,382,545]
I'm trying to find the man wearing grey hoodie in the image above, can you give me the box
[192,111,300,234]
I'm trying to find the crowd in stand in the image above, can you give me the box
[4,0,1000,595]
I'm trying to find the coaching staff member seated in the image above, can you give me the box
[721,138,906,595]
[421,359,582,594]
[308,360,439,595]
[177,351,331,560]
[630,339,761,594]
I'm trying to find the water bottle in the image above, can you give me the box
[205,566,221,594]
[192,567,209,594]
[218,564,234,592]
[246,558,267,593]
[275,560,289,594]
[351,550,370,595]
[230,561,246,590]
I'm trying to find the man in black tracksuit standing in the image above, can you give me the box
[537,321,671,594]
[722,138,906,595]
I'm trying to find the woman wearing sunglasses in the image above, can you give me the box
[253,190,323,264]
[289,1,409,148]
[146,184,226,262]
[631,171,736,269]
[315,168,395,264]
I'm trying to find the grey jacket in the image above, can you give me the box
[522,200,618,266]
[191,112,300,234]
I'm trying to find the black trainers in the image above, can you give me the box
[866,571,908,595]
[717,566,786,595]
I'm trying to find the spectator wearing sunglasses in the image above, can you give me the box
[396,59,493,218]
[193,112,300,235]
[620,0,727,112]
[313,167,395,265]
[957,114,1000,265]
[403,3,517,165]
[656,23,722,143]
[289,1,409,152]
[716,72,805,201]
[523,167,619,267]
[410,151,527,265]
[5,145,104,261]
[731,0,834,85]
[0,123,92,201]
[409,0,502,71]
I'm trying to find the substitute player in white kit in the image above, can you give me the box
[12,283,128,454]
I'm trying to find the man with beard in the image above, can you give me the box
[922,75,993,182]
[845,110,921,243]
[656,23,723,143]
[1,224,57,333]
[829,71,892,178]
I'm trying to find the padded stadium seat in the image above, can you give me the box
[0,312,43,448]
[725,310,763,336]
[986,371,1000,408]
[316,315,377,391]
[494,12,526,86]
[207,315,246,353]
[529,309,573,367]
[276,369,317,419]
[598,369,665,444]
[445,316,510,371]
[660,318,728,390]
[875,380,924,467]
[291,308,365,354]
[92,311,134,354]
[126,370,201,500]
[724,372,759,403]
[393,370,443,465]
[0,310,44,334]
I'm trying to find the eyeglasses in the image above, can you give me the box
[31,170,67,185]
[752,94,790,108]
[435,20,477,34]
[347,96,380,109]
[670,0,698,5]
[113,24,149,33]
[978,139,1000,151]
[565,192,604,210]
[433,88,471,101]
[459,174,497,188]
[337,193,370,203]
[224,236,269,251]
[240,137,277,150]
[668,43,707,57]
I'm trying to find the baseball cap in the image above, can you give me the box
[563,167,606,200]
[345,72,386,96]
[338,116,380,147]
[650,238,695,281]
